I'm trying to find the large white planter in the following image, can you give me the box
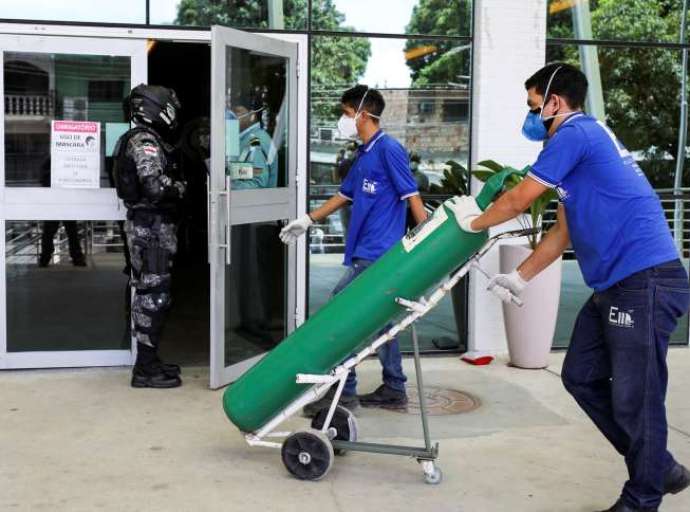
[499,244,562,369]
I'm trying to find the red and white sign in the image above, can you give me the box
[50,120,100,189]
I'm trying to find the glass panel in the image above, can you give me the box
[224,47,288,190]
[308,36,471,351]
[547,0,683,43]
[6,220,130,351]
[0,0,146,24]
[546,43,688,347]
[4,52,131,188]
[224,221,287,366]
[312,0,472,37]
[161,0,307,30]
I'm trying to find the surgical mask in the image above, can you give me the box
[522,66,571,142]
[337,87,380,139]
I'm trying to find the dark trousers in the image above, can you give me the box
[334,258,407,396]
[40,221,84,261]
[561,259,689,509]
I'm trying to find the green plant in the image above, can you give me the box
[472,160,558,250]
[428,160,470,196]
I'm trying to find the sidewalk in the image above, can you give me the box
[2,349,690,512]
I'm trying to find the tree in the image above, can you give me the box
[176,0,307,30]
[175,0,370,121]
[548,0,684,186]
[404,0,472,86]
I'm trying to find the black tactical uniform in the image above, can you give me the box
[113,84,185,388]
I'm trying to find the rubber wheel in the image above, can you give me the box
[311,405,358,455]
[424,466,443,485]
[281,429,334,481]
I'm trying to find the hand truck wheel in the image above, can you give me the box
[419,459,443,485]
[281,429,334,481]
[311,405,358,455]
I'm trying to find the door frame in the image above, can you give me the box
[0,23,309,373]
[0,31,147,369]
[208,25,299,389]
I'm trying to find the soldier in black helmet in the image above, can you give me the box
[112,84,185,388]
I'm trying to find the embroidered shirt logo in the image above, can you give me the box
[609,306,635,328]
[362,178,378,195]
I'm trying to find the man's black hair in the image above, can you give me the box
[524,63,588,110]
[341,84,385,119]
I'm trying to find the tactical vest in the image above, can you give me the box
[112,126,176,206]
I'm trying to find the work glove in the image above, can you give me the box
[280,214,314,245]
[487,269,528,304]
[447,195,482,233]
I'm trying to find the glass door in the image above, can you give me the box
[0,34,146,369]
[209,26,298,389]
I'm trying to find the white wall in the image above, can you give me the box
[468,0,547,354]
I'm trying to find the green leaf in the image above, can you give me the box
[471,170,494,182]
[476,159,504,172]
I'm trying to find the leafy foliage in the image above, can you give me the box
[473,160,558,250]
[404,0,472,86]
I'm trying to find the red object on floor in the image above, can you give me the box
[461,353,494,366]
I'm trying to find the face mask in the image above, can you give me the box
[337,87,381,139]
[337,114,358,139]
[522,66,566,142]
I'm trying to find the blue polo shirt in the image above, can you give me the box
[339,130,419,266]
[529,113,678,292]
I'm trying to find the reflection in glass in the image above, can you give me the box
[225,222,287,366]
[0,0,146,24]
[166,0,307,30]
[4,53,131,188]
[547,0,682,43]
[308,36,471,351]
[6,220,130,352]
[312,0,472,37]
[224,47,288,189]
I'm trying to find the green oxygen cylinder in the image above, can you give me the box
[223,167,528,433]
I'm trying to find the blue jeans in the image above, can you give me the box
[562,260,689,509]
[333,258,407,396]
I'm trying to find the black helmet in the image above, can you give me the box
[129,84,181,136]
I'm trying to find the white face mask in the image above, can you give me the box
[337,114,358,139]
[336,87,380,139]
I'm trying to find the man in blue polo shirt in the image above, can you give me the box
[452,63,690,512]
[280,85,427,415]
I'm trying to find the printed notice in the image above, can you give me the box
[51,120,100,188]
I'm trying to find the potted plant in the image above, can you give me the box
[472,160,561,369]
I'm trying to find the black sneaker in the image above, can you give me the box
[303,388,359,418]
[358,384,408,409]
[131,363,182,388]
[596,499,657,512]
[38,255,50,267]
[665,463,690,495]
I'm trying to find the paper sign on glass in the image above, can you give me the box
[50,120,101,189]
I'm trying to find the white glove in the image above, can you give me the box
[487,269,528,304]
[279,214,314,245]
[447,195,482,233]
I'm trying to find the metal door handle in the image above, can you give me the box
[217,176,232,265]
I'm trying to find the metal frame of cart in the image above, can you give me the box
[242,227,538,484]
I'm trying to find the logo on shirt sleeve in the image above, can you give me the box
[362,178,378,195]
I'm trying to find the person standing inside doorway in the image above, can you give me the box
[451,63,690,512]
[280,85,428,415]
[113,84,186,389]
